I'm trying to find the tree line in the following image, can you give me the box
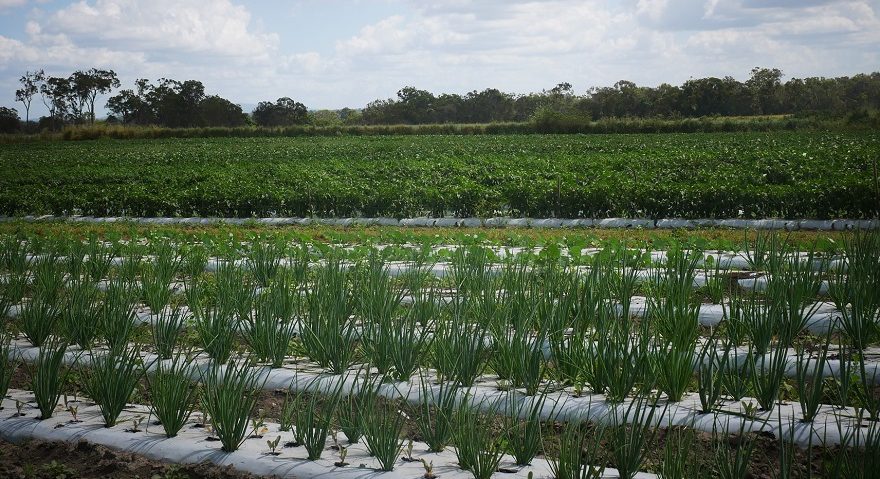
[360,68,880,125]
[2,66,879,133]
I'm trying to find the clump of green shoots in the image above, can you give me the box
[300,259,358,374]
[337,374,373,444]
[358,253,407,377]
[0,271,26,319]
[795,332,831,423]
[193,304,237,364]
[99,276,139,351]
[82,345,144,427]
[19,278,62,347]
[502,390,547,466]
[146,352,199,437]
[61,278,100,349]
[242,288,296,368]
[697,335,727,414]
[201,358,265,452]
[0,332,19,403]
[0,235,28,276]
[591,302,650,403]
[829,229,880,351]
[361,390,407,471]
[30,339,69,420]
[750,344,788,412]
[702,252,727,304]
[84,236,115,282]
[246,239,284,287]
[389,291,434,381]
[713,417,757,479]
[607,394,664,479]
[181,243,209,279]
[452,395,505,479]
[659,425,696,479]
[214,261,255,324]
[414,374,458,453]
[152,307,186,360]
[433,298,492,387]
[291,376,344,460]
[546,418,606,479]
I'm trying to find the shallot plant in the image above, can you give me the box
[30,339,69,420]
[147,351,199,437]
[82,344,144,427]
[300,259,358,373]
[201,358,265,452]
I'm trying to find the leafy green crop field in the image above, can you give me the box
[2,132,877,219]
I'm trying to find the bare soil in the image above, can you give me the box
[0,439,263,479]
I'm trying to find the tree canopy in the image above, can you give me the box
[5,66,880,132]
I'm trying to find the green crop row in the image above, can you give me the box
[1,132,877,219]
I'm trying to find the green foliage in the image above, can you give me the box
[607,395,664,479]
[201,359,264,453]
[414,376,458,453]
[146,352,198,437]
[98,277,139,351]
[300,259,358,373]
[30,339,68,420]
[452,396,505,479]
[547,419,605,479]
[361,392,406,471]
[82,345,144,427]
[1,133,876,219]
[502,391,547,466]
[193,305,236,364]
[61,278,100,349]
[151,308,185,360]
[19,293,60,348]
[291,377,344,460]
[0,332,19,402]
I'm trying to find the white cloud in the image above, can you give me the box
[1,0,878,112]
[43,0,279,59]
[0,0,27,9]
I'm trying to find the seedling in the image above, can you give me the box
[334,446,349,467]
[422,459,436,479]
[67,405,79,423]
[251,412,268,438]
[741,401,758,419]
[193,413,206,428]
[402,439,415,462]
[266,435,281,456]
[129,415,144,432]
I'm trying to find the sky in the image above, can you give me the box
[1,0,879,117]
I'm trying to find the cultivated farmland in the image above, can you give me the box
[0,226,878,478]
[1,131,878,219]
